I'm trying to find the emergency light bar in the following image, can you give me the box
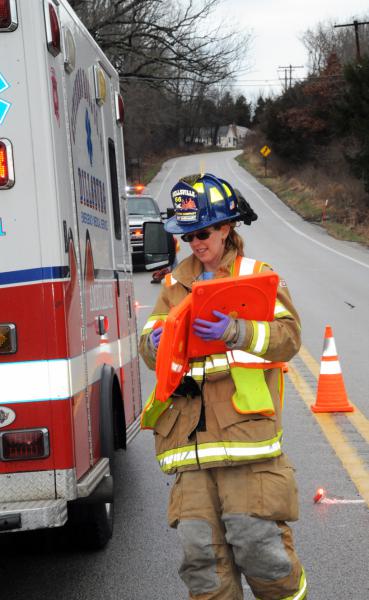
[44,0,61,56]
[0,0,18,31]
[0,139,15,188]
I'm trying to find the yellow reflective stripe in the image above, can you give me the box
[228,349,270,365]
[248,321,270,355]
[193,181,205,193]
[157,432,283,472]
[141,313,167,334]
[158,444,198,471]
[209,186,224,203]
[205,354,229,373]
[256,568,307,600]
[222,182,233,197]
[274,299,292,319]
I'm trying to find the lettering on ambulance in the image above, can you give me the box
[0,218,6,236]
[78,168,107,213]
[78,167,108,230]
[90,283,114,311]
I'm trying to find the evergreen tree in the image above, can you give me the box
[336,57,369,196]
[234,95,252,127]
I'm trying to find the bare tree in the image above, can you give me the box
[69,0,250,90]
[301,17,369,74]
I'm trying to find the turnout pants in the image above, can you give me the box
[168,457,307,600]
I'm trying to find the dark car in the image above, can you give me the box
[128,195,163,266]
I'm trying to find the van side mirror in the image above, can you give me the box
[143,221,170,270]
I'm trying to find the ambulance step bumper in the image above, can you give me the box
[0,499,67,533]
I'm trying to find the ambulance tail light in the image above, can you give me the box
[45,1,61,56]
[0,140,15,189]
[0,0,18,31]
[0,323,17,354]
[115,92,124,124]
[1,429,50,461]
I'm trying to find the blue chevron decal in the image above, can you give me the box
[0,73,11,125]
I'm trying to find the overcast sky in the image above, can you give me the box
[214,0,369,102]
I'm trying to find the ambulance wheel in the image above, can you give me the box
[67,478,115,551]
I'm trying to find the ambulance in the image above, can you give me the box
[0,0,142,548]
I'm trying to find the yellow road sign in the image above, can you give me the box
[260,145,271,157]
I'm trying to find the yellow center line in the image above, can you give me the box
[288,349,369,506]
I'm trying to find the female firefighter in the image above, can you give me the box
[139,173,307,600]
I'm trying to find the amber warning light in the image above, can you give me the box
[0,140,14,189]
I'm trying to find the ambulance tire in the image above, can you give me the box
[67,366,116,551]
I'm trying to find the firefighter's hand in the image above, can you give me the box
[193,311,231,341]
[151,326,163,349]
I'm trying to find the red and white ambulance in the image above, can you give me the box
[0,0,141,548]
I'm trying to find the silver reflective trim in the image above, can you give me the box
[238,258,256,275]
[205,357,228,369]
[197,441,281,460]
[322,337,337,357]
[274,302,286,315]
[159,440,282,469]
[142,318,157,332]
[0,500,67,533]
[253,322,266,354]
[190,367,204,375]
[159,448,197,468]
[227,350,270,365]
[76,458,110,498]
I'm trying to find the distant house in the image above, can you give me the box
[217,124,249,148]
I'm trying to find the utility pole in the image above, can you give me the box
[334,20,369,62]
[278,65,304,91]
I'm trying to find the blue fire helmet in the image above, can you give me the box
[164,173,241,234]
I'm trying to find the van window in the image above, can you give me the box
[108,138,121,240]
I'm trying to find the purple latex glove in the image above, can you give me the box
[151,326,163,349]
[193,310,230,341]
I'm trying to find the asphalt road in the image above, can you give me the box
[2,150,369,599]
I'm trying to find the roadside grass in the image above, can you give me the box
[236,151,369,247]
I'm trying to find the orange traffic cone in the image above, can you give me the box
[311,325,354,413]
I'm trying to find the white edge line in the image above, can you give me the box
[152,159,178,202]
[227,158,369,271]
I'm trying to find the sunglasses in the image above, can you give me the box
[181,228,214,243]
